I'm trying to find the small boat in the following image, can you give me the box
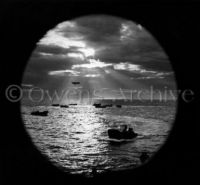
[31,110,48,116]
[93,103,101,107]
[72,82,80,85]
[95,105,107,108]
[69,103,77,106]
[52,104,60,107]
[116,105,122,108]
[108,127,138,141]
[60,105,69,108]
[93,103,111,108]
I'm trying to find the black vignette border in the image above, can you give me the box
[0,0,199,185]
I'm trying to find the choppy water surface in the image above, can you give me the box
[22,105,176,176]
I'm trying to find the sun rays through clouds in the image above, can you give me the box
[22,15,176,101]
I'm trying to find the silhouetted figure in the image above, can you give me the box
[128,128,134,134]
[122,125,128,133]
[128,127,133,132]
[108,126,138,140]
[140,152,149,163]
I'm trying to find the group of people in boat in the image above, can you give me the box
[121,125,134,133]
[108,124,138,140]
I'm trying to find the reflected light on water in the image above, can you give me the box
[22,105,175,175]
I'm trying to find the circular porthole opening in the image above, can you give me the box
[21,15,177,177]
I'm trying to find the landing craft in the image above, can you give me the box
[72,82,80,85]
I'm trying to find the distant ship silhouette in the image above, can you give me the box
[72,82,80,85]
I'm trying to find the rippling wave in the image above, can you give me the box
[21,105,175,176]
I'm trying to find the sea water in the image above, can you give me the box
[21,104,176,176]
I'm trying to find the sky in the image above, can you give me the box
[22,15,176,103]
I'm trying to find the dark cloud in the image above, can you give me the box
[22,15,176,99]
[62,15,123,44]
